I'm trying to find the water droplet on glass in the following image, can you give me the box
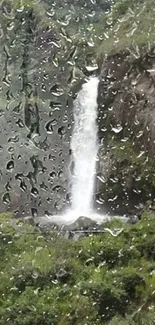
[8,147,14,153]
[137,151,145,158]
[50,84,64,97]
[7,22,14,30]
[31,208,38,217]
[45,121,53,134]
[16,119,24,128]
[49,171,57,179]
[8,135,19,143]
[58,170,63,178]
[58,126,66,138]
[31,187,39,198]
[49,154,55,161]
[20,180,27,192]
[66,192,71,203]
[5,182,11,191]
[6,160,14,172]
[40,182,48,191]
[136,131,143,138]
[0,109,4,117]
[111,125,123,133]
[2,192,11,204]
[47,197,52,203]
[63,114,68,123]
[87,39,95,47]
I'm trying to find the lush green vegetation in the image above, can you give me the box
[97,0,155,57]
[0,213,155,324]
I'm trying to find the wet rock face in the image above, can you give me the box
[0,2,76,217]
[98,50,155,151]
[97,49,155,214]
[62,216,99,231]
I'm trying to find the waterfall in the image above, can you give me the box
[37,76,106,226]
[70,76,99,216]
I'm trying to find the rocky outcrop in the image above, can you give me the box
[97,48,155,215]
[0,0,86,217]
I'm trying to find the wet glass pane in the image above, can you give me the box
[0,0,155,324]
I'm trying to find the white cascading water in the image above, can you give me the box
[36,77,124,226]
[70,76,99,216]
[37,76,108,226]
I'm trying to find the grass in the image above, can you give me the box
[96,0,155,58]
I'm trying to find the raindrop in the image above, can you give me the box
[2,192,11,204]
[16,119,24,128]
[50,101,62,109]
[51,119,57,126]
[134,118,140,125]
[111,125,123,133]
[58,170,63,178]
[31,187,39,197]
[52,185,64,193]
[49,154,55,161]
[50,84,64,97]
[32,271,39,279]
[41,84,46,92]
[8,147,14,153]
[96,196,104,205]
[8,135,19,143]
[15,173,23,181]
[49,171,57,178]
[7,22,14,31]
[20,180,27,192]
[6,160,14,172]
[137,151,145,158]
[31,208,38,217]
[63,114,68,123]
[108,195,118,202]
[5,182,11,191]
[136,131,143,138]
[44,210,52,217]
[101,127,107,132]
[40,182,48,191]
[45,121,53,134]
[66,192,71,203]
[0,109,4,117]
[47,197,52,203]
[58,126,66,138]
[54,201,63,211]
[87,39,95,47]
[46,9,55,17]
[16,6,24,12]
[133,189,142,194]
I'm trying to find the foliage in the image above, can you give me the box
[97,0,155,57]
[0,213,155,324]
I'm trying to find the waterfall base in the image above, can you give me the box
[34,210,129,228]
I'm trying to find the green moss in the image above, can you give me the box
[10,0,39,8]
[0,213,12,222]
[97,0,155,57]
[0,214,155,323]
